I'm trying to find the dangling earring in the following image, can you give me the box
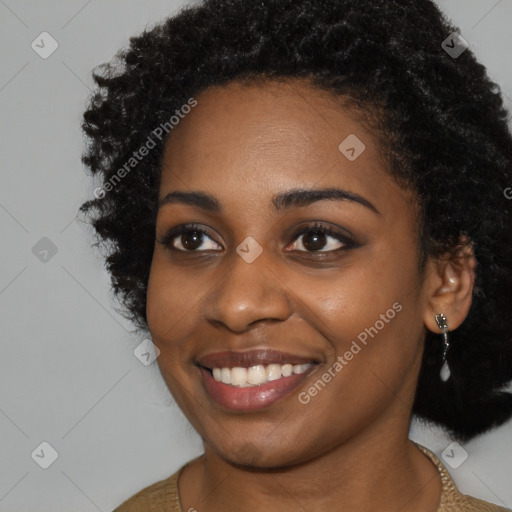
[435,313,451,382]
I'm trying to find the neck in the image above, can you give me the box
[178,408,441,512]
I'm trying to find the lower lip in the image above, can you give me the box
[200,367,314,412]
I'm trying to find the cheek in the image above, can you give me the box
[303,252,424,383]
[305,262,401,335]
[146,259,201,403]
[291,291,422,450]
[145,258,199,379]
[146,255,197,337]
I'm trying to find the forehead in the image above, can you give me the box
[159,79,410,212]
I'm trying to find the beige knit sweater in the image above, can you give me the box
[113,443,510,511]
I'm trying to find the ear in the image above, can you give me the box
[422,239,477,334]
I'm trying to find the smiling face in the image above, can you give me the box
[146,79,432,468]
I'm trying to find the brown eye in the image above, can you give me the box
[179,230,206,250]
[301,229,330,251]
[288,223,353,253]
[158,224,222,252]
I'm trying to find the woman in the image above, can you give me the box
[80,0,512,510]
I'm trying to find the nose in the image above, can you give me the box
[202,249,293,333]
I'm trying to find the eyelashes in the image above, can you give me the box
[156,221,357,255]
[290,222,355,253]
[157,223,220,252]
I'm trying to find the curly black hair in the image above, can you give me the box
[80,0,512,442]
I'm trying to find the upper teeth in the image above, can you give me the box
[211,363,312,387]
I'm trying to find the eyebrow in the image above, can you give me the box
[158,187,380,215]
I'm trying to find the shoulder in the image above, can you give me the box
[450,493,511,511]
[111,465,183,512]
[414,442,510,512]
[112,472,178,512]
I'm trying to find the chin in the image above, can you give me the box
[208,436,316,470]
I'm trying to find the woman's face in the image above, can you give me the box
[147,79,431,467]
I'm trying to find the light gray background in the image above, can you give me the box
[1,1,511,511]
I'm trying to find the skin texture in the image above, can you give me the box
[146,79,476,512]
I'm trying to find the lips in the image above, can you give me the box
[196,349,319,412]
[197,349,318,369]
